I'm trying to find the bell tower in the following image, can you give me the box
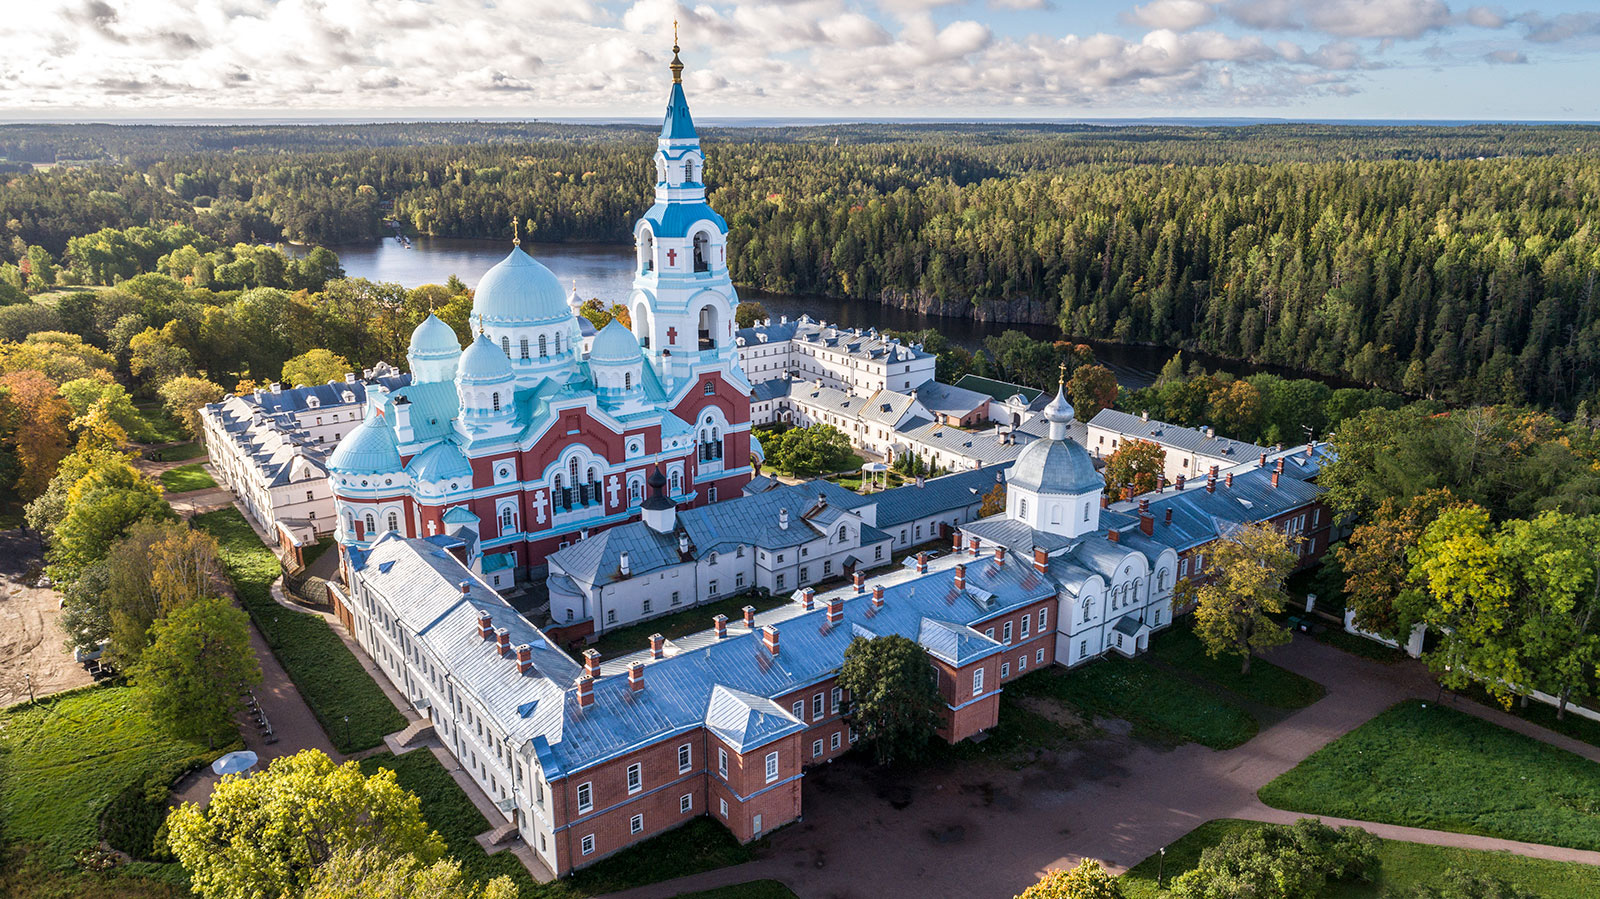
[629,26,736,386]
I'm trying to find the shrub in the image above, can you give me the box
[1170,818,1379,899]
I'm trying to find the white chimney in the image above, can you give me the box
[778,507,789,530]
[619,551,630,577]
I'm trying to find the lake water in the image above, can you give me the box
[315,236,1292,390]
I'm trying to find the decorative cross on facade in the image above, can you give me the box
[666,326,678,345]
[667,249,677,266]
[607,476,622,508]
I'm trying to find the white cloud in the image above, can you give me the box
[1225,0,1454,39]
[1124,0,1220,31]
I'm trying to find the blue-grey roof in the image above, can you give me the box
[914,381,990,418]
[1008,436,1102,495]
[918,618,1003,667]
[735,317,931,367]
[240,367,408,416]
[409,314,461,359]
[752,378,791,402]
[327,411,402,474]
[874,466,1010,530]
[406,440,472,482]
[704,685,803,753]
[589,318,644,365]
[457,332,514,383]
[894,418,1033,468]
[1090,408,1268,462]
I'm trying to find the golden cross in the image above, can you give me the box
[511,216,521,246]
[1058,362,1067,389]
[674,18,679,45]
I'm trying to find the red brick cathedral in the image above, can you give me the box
[326,56,753,585]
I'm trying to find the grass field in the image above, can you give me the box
[585,590,794,660]
[1460,685,1600,751]
[1121,819,1600,898]
[158,463,216,493]
[1147,624,1326,709]
[1048,655,1259,749]
[0,685,210,865]
[1260,700,1600,850]
[194,508,404,752]
[148,442,207,462]
[132,402,188,445]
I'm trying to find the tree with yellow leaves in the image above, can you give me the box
[1178,522,1297,675]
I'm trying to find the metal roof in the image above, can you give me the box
[953,374,1042,404]
[873,466,1009,529]
[1090,409,1268,461]
[913,381,991,418]
[735,316,932,366]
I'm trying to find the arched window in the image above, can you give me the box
[568,458,579,485]
[538,334,548,358]
[641,231,655,273]
[1083,502,1090,521]
[554,333,562,355]
[693,231,710,273]
[629,480,642,503]
[386,511,398,532]
[501,337,511,357]
[554,474,563,490]
[1020,498,1028,518]
[669,471,681,494]
[837,525,847,542]
[624,372,632,390]
[492,392,500,412]
[364,513,376,534]
[501,506,514,532]
[1050,504,1061,525]
[685,160,694,182]
[1158,569,1169,590]
[1083,596,1093,622]
[519,338,529,359]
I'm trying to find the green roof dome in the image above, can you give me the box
[328,412,402,475]
[472,245,569,326]
[589,319,643,365]
[457,333,514,384]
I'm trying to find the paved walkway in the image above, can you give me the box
[599,636,1600,899]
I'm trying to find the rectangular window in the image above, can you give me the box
[678,744,692,773]
[1019,653,1027,671]
[800,566,808,582]
[973,668,985,694]
[985,627,994,639]
[642,599,652,614]
[776,573,785,589]
[1037,648,1046,664]
[627,763,642,794]
[875,546,883,560]
[607,609,617,625]
[1080,640,1088,657]
[831,687,842,713]
[630,814,643,835]
[764,751,779,783]
[1020,615,1030,638]
[681,793,693,813]
[577,782,593,814]
[813,693,824,719]
[718,748,728,777]
[1039,608,1048,631]
[671,591,681,606]
[736,572,745,589]
[813,739,823,758]
[831,731,841,751]
[708,580,718,597]
[581,834,595,855]
[1001,662,1011,678]
[720,798,729,818]
[1002,621,1013,644]
[823,560,832,576]
[1180,558,1190,576]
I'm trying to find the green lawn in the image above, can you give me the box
[1147,624,1326,709]
[133,402,188,445]
[0,685,212,866]
[158,463,216,493]
[585,590,793,660]
[1260,700,1600,850]
[148,442,207,462]
[1460,685,1600,751]
[1121,819,1600,898]
[195,508,404,752]
[362,751,766,899]
[1048,655,1259,749]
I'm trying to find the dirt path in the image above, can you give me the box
[0,529,94,707]
[597,637,1600,899]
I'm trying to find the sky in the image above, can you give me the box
[1,0,1597,122]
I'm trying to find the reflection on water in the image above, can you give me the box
[313,237,1312,390]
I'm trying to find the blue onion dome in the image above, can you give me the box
[589,319,644,365]
[409,313,461,359]
[329,411,402,475]
[406,440,472,482]
[472,245,570,326]
[457,333,514,384]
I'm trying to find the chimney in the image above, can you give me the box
[826,596,844,625]
[1206,466,1218,493]
[515,643,533,675]
[1225,472,1234,489]
[994,545,1006,566]
[270,382,282,395]
[476,609,493,640]
[952,532,964,554]
[345,372,356,384]
[1164,507,1173,526]
[853,571,865,593]
[761,624,780,655]
[778,507,789,530]
[1305,442,1315,457]
[678,533,690,554]
[649,633,665,659]
[916,551,927,574]
[619,551,630,578]
[628,661,645,692]
[495,627,510,657]
[1139,499,1154,537]
[1141,410,1149,421]
[743,605,756,629]
[1205,426,1215,439]
[576,675,594,708]
[583,648,601,679]
[1108,528,1121,543]
[1101,494,1110,509]
[872,584,885,608]
[1272,470,1281,488]
[954,563,966,591]
[1033,547,1048,573]
[969,536,981,557]
[460,580,471,596]
[1175,474,1186,490]
[1260,451,1269,468]
[801,587,815,610]
[1157,475,1167,493]
[714,614,728,639]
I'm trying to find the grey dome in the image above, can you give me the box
[1008,436,1101,495]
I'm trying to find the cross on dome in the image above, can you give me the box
[511,216,521,247]
[670,20,684,84]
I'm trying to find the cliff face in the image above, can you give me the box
[875,288,1058,326]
